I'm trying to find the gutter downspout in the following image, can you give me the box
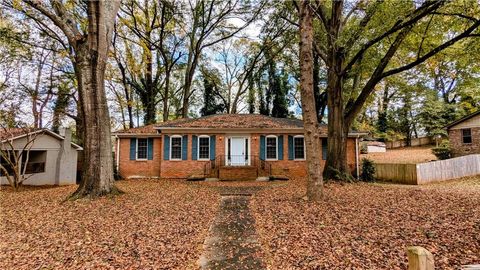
[115,135,120,174]
[355,136,360,179]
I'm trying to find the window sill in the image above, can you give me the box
[198,158,210,161]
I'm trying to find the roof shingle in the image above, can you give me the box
[113,114,333,135]
[113,124,157,134]
[157,114,305,129]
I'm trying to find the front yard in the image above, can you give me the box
[1,177,479,269]
[0,180,219,269]
[251,177,480,269]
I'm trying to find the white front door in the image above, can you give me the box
[229,137,246,166]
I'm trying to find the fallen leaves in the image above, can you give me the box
[2,177,479,269]
[362,146,437,164]
[0,180,219,269]
[251,177,480,269]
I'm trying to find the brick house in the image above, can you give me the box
[113,114,365,180]
[446,110,480,157]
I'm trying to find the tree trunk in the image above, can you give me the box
[324,71,349,180]
[323,0,350,180]
[181,51,199,118]
[70,1,121,199]
[118,62,134,128]
[163,73,170,122]
[32,56,44,129]
[143,41,156,125]
[299,0,323,201]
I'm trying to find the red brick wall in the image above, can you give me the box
[160,134,226,179]
[249,133,357,178]
[449,127,480,157]
[219,167,258,181]
[117,137,161,179]
[118,133,359,179]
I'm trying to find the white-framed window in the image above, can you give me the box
[198,135,210,160]
[293,135,305,160]
[136,138,148,160]
[170,135,182,160]
[266,135,278,160]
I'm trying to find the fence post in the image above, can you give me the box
[407,246,434,270]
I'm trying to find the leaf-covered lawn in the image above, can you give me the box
[0,180,219,269]
[362,146,437,164]
[2,177,479,269]
[251,177,480,269]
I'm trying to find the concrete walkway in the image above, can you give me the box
[198,187,266,270]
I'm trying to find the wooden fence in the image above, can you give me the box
[385,137,432,149]
[375,154,480,185]
[375,163,417,185]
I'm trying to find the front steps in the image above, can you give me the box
[218,166,259,181]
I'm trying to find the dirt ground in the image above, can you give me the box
[362,146,437,164]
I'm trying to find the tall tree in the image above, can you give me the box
[18,48,55,129]
[306,1,480,179]
[52,77,73,133]
[180,0,263,117]
[271,68,290,118]
[116,0,163,124]
[17,0,121,198]
[200,67,224,116]
[298,0,323,201]
[247,72,255,114]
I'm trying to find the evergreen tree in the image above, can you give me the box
[257,74,269,116]
[247,72,255,114]
[271,69,289,118]
[200,76,224,116]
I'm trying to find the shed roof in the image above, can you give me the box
[0,128,82,150]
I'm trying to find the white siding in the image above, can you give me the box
[1,132,78,186]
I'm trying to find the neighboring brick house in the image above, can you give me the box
[113,114,365,180]
[446,110,480,157]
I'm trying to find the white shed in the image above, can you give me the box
[366,141,387,153]
[0,128,82,186]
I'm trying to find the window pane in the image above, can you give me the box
[266,137,277,159]
[462,129,472,144]
[294,137,305,159]
[171,137,182,159]
[199,137,210,159]
[137,138,148,159]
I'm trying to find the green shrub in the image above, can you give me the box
[360,142,368,154]
[360,158,376,182]
[432,140,451,160]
